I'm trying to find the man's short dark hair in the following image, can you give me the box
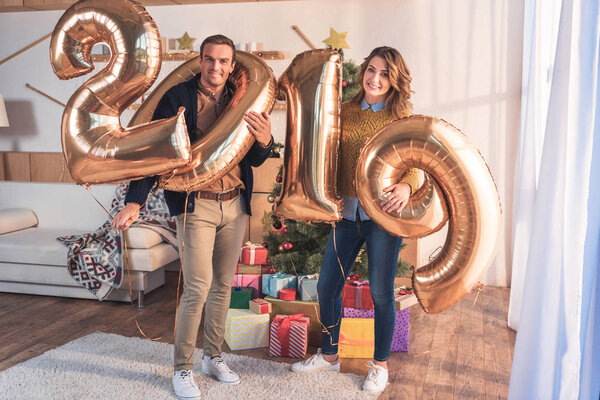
[200,34,236,62]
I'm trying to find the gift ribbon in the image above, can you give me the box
[251,298,270,313]
[242,241,263,265]
[339,332,375,347]
[274,314,306,356]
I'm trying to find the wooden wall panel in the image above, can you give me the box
[0,152,30,181]
[30,152,73,183]
[253,158,281,193]
[249,193,272,243]
[400,238,420,269]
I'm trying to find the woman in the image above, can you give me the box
[290,46,419,393]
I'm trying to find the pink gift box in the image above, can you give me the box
[342,307,409,352]
[232,273,261,298]
[240,242,267,265]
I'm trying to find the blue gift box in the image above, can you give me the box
[262,272,297,298]
[298,274,319,301]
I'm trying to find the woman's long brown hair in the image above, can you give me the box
[352,46,413,119]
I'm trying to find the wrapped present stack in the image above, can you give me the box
[338,276,417,358]
[230,242,274,309]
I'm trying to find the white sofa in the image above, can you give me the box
[0,181,179,307]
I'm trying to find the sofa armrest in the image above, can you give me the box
[0,208,39,234]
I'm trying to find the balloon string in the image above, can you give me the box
[413,281,486,358]
[172,191,190,338]
[83,185,160,341]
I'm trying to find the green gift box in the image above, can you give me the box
[230,287,253,309]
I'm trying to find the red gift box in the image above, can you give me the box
[269,314,309,358]
[342,280,374,309]
[279,288,296,301]
[240,242,268,265]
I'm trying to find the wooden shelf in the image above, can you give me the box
[91,50,284,63]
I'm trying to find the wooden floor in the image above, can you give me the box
[0,273,515,399]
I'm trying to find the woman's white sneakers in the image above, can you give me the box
[362,361,389,393]
[172,370,202,400]
[290,348,341,373]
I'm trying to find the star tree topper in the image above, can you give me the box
[177,32,196,51]
[322,27,350,50]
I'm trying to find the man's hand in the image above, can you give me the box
[380,182,411,214]
[110,203,141,230]
[244,111,272,147]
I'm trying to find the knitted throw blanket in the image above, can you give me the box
[57,183,177,300]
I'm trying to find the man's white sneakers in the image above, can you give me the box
[362,361,389,393]
[201,355,241,385]
[172,370,201,400]
[290,348,341,373]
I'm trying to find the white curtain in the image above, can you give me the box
[508,0,599,398]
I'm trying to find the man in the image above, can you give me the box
[111,34,272,400]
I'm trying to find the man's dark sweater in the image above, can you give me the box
[124,73,272,216]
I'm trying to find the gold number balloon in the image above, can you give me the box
[129,52,276,192]
[50,0,191,185]
[355,115,502,313]
[274,49,343,223]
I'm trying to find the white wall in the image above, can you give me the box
[0,0,523,286]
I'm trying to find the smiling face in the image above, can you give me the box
[362,55,391,105]
[199,43,236,91]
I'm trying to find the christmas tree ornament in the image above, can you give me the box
[276,175,282,183]
[282,241,293,251]
[262,242,268,248]
[342,80,347,87]
[275,49,343,223]
[355,115,501,314]
[272,218,283,230]
[322,27,350,50]
[267,194,275,203]
[278,244,284,253]
[283,227,288,234]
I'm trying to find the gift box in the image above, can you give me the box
[269,314,310,358]
[338,317,374,359]
[224,308,270,350]
[262,272,297,298]
[343,307,410,352]
[264,296,321,347]
[279,288,296,301]
[341,280,374,309]
[249,298,272,314]
[240,241,268,265]
[230,287,253,309]
[298,274,318,301]
[236,263,262,274]
[232,273,261,298]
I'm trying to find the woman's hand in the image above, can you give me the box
[380,182,411,213]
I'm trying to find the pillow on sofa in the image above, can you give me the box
[124,226,165,249]
[0,208,39,235]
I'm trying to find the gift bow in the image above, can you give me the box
[252,298,269,305]
[274,314,306,355]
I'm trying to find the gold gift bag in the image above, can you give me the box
[338,318,375,359]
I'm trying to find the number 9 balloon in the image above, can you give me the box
[50,0,191,185]
[355,116,502,313]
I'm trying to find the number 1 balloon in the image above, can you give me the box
[50,0,191,185]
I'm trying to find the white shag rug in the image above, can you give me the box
[0,332,379,400]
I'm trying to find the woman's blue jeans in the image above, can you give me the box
[317,217,402,361]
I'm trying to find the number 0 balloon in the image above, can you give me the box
[50,0,191,185]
